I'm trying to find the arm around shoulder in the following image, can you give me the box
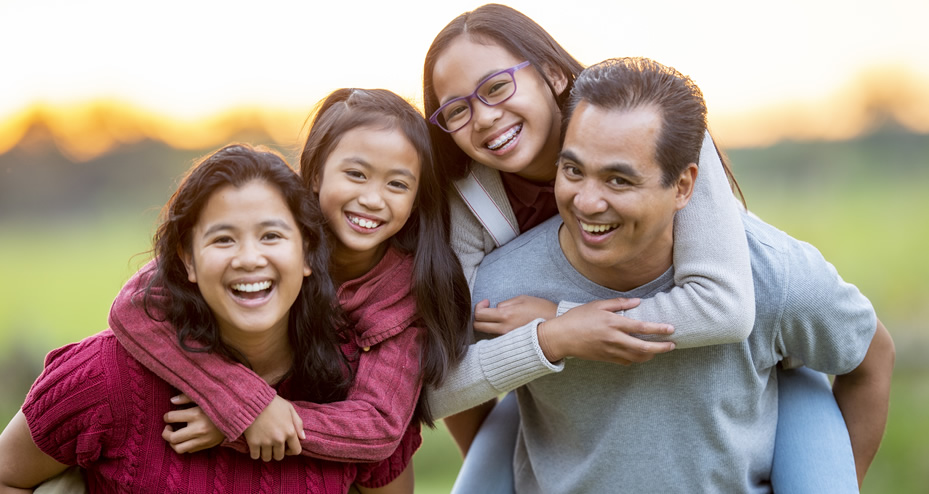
[622,132,755,348]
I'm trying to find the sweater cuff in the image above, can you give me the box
[478,319,564,393]
[223,386,277,440]
[556,301,582,318]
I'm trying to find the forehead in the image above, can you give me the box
[325,125,421,177]
[198,180,293,224]
[563,102,663,174]
[432,37,522,95]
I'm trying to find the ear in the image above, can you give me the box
[311,172,321,194]
[178,246,197,283]
[541,64,569,97]
[303,260,312,278]
[674,163,699,211]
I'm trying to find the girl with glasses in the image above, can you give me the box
[422,3,858,493]
[0,144,422,492]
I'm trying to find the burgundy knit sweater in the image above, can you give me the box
[107,247,425,463]
[22,330,418,492]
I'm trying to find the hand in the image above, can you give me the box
[161,394,225,454]
[473,295,558,335]
[537,297,675,364]
[243,395,305,462]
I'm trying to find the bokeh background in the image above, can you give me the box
[1,0,927,491]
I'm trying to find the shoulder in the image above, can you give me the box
[22,331,131,464]
[744,212,874,340]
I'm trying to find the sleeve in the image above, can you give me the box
[620,131,756,348]
[22,338,113,467]
[107,260,275,440]
[449,189,493,291]
[353,421,423,488]
[776,239,877,375]
[426,320,564,420]
[225,324,427,462]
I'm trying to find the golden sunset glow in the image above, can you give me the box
[2,0,928,159]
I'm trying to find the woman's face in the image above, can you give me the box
[431,36,565,182]
[182,180,310,343]
[314,125,421,278]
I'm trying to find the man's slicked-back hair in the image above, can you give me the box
[563,57,708,186]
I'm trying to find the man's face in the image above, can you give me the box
[555,101,695,291]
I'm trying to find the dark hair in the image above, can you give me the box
[563,57,706,186]
[423,3,585,181]
[300,89,471,426]
[564,57,746,202]
[143,143,350,403]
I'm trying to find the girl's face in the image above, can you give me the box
[431,36,566,182]
[182,180,311,344]
[314,125,421,278]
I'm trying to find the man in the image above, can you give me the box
[468,57,894,492]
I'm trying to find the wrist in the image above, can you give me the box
[537,320,565,363]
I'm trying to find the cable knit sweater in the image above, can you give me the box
[108,247,424,463]
[22,330,418,493]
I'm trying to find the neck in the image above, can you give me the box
[222,326,293,385]
[330,243,386,285]
[558,224,673,292]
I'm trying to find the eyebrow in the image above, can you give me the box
[202,219,295,237]
[342,157,419,182]
[439,67,513,106]
[559,149,643,180]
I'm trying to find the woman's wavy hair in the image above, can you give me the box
[143,143,350,403]
[300,89,471,425]
[423,3,585,181]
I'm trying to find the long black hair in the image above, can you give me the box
[300,89,471,425]
[143,143,350,403]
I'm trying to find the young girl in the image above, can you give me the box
[100,89,471,470]
[0,144,416,492]
[422,4,858,492]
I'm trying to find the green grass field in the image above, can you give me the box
[1,133,927,491]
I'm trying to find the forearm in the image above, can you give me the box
[285,329,424,462]
[442,401,496,456]
[108,261,275,439]
[832,319,895,486]
[623,132,754,348]
[427,321,562,419]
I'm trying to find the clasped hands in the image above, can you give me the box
[473,295,676,364]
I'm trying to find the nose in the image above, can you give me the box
[470,99,502,132]
[573,180,608,215]
[357,185,386,211]
[232,239,268,271]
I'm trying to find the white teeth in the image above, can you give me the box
[580,222,618,234]
[232,281,272,292]
[486,124,522,150]
[349,215,381,229]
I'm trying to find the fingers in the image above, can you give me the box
[290,406,305,441]
[285,433,302,456]
[170,393,193,405]
[594,297,643,312]
[625,320,675,336]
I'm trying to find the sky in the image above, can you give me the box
[2,0,928,154]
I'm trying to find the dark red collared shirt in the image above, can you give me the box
[501,171,559,232]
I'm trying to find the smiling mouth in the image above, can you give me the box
[485,124,522,151]
[348,214,383,230]
[231,280,273,299]
[580,221,619,236]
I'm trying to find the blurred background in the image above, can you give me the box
[1,0,926,491]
